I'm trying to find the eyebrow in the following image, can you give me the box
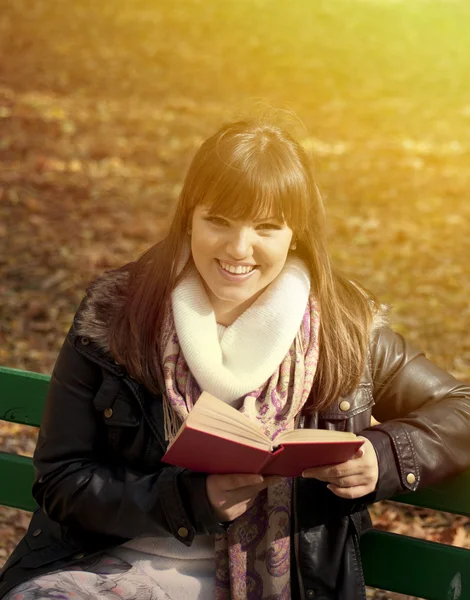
[253,216,281,223]
[203,210,280,223]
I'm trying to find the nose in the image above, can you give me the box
[226,227,254,260]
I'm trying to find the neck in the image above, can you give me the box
[205,286,265,326]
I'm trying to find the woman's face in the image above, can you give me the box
[190,204,294,323]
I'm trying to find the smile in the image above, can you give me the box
[218,260,255,274]
[216,260,258,280]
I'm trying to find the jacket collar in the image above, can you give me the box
[74,265,132,355]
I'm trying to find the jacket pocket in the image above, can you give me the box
[102,394,141,427]
[93,372,141,428]
[318,384,374,433]
[100,393,142,459]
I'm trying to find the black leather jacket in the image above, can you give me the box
[1,284,470,600]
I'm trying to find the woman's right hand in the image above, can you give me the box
[206,473,283,522]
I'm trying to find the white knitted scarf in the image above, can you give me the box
[171,255,311,405]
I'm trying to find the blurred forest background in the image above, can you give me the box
[1,0,469,597]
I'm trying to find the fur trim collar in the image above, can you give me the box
[75,267,131,354]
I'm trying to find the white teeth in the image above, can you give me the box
[219,261,255,275]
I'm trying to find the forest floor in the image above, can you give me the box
[1,1,470,598]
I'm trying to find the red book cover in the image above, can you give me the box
[262,440,363,477]
[162,427,272,474]
[162,425,363,477]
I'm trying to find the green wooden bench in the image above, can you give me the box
[1,365,469,598]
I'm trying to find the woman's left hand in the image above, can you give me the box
[302,436,379,499]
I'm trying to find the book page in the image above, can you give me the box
[276,429,357,443]
[187,392,271,446]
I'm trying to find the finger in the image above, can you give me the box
[219,496,257,522]
[222,474,265,491]
[223,483,267,507]
[303,463,364,479]
[327,483,373,499]
[325,475,367,488]
[263,475,284,487]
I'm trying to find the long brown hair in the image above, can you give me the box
[109,120,378,412]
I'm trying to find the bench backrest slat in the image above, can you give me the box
[361,529,468,600]
[0,452,37,512]
[0,366,50,427]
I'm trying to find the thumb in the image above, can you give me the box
[354,447,365,459]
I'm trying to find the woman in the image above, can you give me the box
[1,120,469,600]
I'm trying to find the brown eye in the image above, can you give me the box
[206,216,229,226]
[257,223,282,231]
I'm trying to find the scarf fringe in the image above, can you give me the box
[163,394,182,444]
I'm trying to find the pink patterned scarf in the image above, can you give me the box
[160,272,320,599]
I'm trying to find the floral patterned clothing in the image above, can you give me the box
[4,543,215,600]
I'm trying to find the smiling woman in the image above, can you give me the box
[1,119,470,600]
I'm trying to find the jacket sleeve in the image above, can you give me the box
[32,327,223,544]
[359,326,470,502]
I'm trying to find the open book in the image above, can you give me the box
[162,392,363,477]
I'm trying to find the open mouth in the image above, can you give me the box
[217,260,257,275]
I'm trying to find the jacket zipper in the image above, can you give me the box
[350,513,367,600]
[293,475,306,600]
[293,411,307,600]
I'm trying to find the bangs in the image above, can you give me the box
[197,148,310,232]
